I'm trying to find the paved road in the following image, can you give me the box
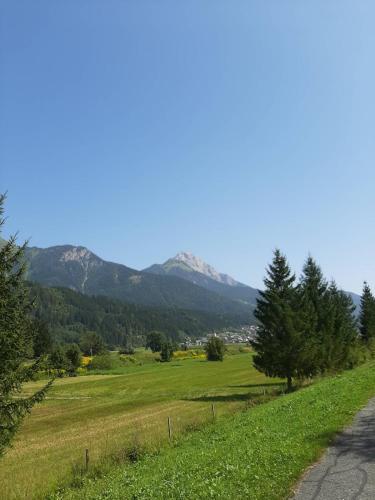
[293,397,375,500]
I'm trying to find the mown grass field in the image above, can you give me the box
[0,349,279,499]
[51,361,375,500]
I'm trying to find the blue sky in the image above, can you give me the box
[1,1,374,293]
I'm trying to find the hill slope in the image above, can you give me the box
[144,251,259,306]
[24,245,253,318]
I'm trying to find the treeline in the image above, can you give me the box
[29,282,248,348]
[251,250,374,391]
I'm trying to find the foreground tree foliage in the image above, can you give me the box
[252,249,362,391]
[205,336,225,361]
[0,195,52,456]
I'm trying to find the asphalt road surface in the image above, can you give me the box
[293,397,375,500]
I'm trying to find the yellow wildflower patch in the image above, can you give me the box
[173,350,205,360]
[81,356,92,367]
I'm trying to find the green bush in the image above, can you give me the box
[239,345,252,353]
[80,332,106,356]
[160,341,174,362]
[119,346,135,355]
[65,344,82,375]
[205,336,225,361]
[49,346,69,374]
[88,354,114,371]
[119,354,136,364]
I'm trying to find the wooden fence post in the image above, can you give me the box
[168,416,172,441]
[211,403,216,422]
[85,448,89,471]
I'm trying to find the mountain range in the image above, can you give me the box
[1,236,361,318]
[144,252,259,306]
[23,245,256,320]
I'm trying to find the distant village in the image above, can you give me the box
[183,325,258,348]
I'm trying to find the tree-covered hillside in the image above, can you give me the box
[30,283,251,347]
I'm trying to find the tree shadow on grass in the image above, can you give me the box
[184,382,287,403]
[185,392,257,403]
[228,382,285,389]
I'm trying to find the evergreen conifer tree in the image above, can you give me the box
[0,195,52,456]
[251,249,308,391]
[322,282,358,370]
[32,319,53,358]
[359,282,375,343]
[298,256,328,373]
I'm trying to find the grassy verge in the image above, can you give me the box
[50,361,375,500]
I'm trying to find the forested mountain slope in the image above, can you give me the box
[30,283,249,346]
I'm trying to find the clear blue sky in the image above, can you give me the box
[1,1,374,293]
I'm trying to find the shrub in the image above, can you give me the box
[49,346,69,373]
[172,350,188,359]
[119,346,135,355]
[239,346,252,353]
[160,341,174,362]
[81,356,92,367]
[80,332,106,356]
[65,344,82,375]
[119,354,136,364]
[173,349,205,360]
[88,354,115,371]
[205,336,225,361]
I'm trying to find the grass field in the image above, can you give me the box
[0,349,280,499]
[50,361,375,500]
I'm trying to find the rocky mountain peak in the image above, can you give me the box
[170,251,238,286]
[59,246,94,263]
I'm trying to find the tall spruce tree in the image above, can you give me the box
[251,249,308,391]
[0,195,52,456]
[32,319,53,357]
[298,256,328,373]
[322,282,359,370]
[359,282,375,343]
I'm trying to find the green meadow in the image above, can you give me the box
[1,349,279,499]
[53,361,375,500]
